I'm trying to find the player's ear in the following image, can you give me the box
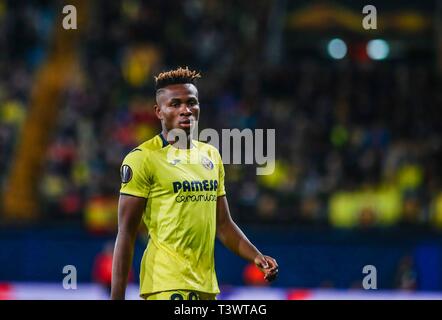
[154,104,163,120]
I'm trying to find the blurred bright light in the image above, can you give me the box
[367,39,390,60]
[327,38,347,59]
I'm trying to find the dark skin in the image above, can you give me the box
[155,83,199,141]
[111,83,278,300]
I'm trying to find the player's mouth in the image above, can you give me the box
[179,118,193,128]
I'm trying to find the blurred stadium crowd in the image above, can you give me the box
[0,0,441,232]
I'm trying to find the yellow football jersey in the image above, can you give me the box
[120,134,225,297]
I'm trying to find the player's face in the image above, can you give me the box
[155,84,200,134]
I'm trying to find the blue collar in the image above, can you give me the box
[159,133,169,148]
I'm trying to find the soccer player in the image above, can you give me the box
[111,67,278,300]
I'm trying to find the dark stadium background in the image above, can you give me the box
[0,0,441,299]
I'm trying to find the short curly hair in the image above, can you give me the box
[154,66,201,90]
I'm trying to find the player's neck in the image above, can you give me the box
[161,129,194,149]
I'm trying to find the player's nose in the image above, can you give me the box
[180,105,193,116]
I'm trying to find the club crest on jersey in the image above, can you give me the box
[121,165,133,183]
[201,156,214,170]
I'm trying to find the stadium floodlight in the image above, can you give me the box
[327,38,347,60]
[367,39,390,60]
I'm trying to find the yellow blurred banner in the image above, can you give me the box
[287,3,430,33]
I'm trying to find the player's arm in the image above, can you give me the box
[216,195,278,281]
[111,194,146,300]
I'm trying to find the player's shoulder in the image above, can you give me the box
[122,135,163,164]
[139,134,166,152]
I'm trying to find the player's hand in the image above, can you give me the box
[254,255,279,282]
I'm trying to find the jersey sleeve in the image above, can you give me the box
[216,149,226,197]
[119,150,151,198]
